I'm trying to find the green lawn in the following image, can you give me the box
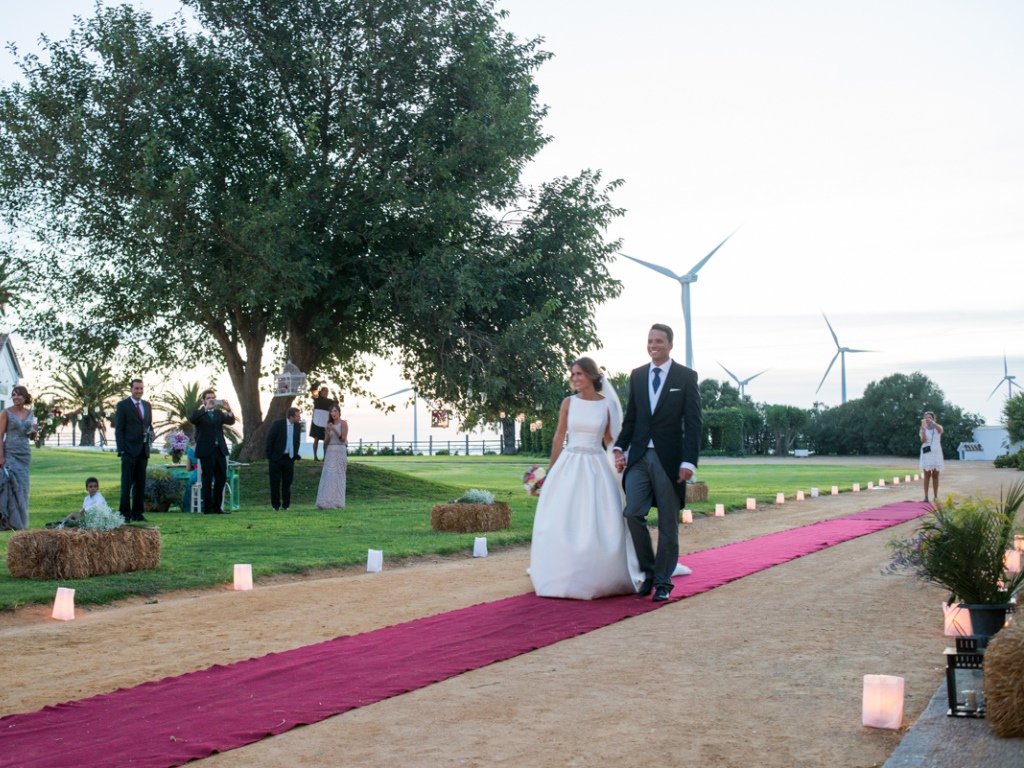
[0,449,900,611]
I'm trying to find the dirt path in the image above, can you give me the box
[3,459,1017,767]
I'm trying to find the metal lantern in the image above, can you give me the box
[273,360,308,397]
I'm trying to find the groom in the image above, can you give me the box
[614,324,703,602]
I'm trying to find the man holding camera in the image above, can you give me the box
[189,390,236,515]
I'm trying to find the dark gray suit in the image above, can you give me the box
[114,397,153,521]
[615,360,702,591]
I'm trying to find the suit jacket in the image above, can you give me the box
[265,418,301,462]
[114,397,153,458]
[614,359,702,502]
[189,408,236,458]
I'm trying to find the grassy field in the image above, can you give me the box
[0,449,899,611]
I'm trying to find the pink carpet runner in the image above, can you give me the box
[0,501,928,768]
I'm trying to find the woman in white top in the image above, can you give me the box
[919,411,944,504]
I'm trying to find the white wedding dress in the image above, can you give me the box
[529,396,642,599]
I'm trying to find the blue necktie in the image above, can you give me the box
[209,411,215,421]
[652,366,662,394]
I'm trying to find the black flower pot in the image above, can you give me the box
[964,603,1013,648]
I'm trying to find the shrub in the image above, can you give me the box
[455,488,495,504]
[994,449,1024,470]
[435,449,450,456]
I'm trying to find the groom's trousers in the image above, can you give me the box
[623,448,681,591]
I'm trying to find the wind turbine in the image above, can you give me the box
[988,354,1023,400]
[717,362,768,399]
[815,312,874,404]
[618,230,737,369]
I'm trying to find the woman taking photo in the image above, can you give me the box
[919,411,943,504]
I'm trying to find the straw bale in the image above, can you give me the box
[430,502,513,533]
[6,527,162,580]
[985,619,1024,737]
[687,482,709,503]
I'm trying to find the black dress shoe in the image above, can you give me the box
[636,579,655,598]
[653,587,671,602]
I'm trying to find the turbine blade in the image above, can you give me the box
[688,230,736,275]
[988,379,1007,400]
[383,387,413,399]
[822,312,840,348]
[816,352,840,394]
[1010,380,1024,392]
[845,348,875,354]
[744,369,769,384]
[617,252,682,280]
[1005,352,1010,377]
[717,361,740,384]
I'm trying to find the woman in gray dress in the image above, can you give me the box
[315,405,348,509]
[0,385,37,530]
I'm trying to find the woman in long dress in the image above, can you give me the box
[315,405,348,509]
[0,386,37,530]
[919,410,944,504]
[529,358,641,599]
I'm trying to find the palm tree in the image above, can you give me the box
[153,381,241,445]
[49,363,123,446]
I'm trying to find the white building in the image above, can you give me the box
[0,334,23,410]
[957,425,1023,461]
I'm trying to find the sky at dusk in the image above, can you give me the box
[4,1,1022,443]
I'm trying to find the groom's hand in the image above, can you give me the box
[614,451,626,473]
[678,467,693,483]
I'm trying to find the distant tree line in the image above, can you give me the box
[521,370,985,460]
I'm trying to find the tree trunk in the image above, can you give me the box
[500,417,518,455]
[79,418,97,447]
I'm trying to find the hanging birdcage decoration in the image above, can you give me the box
[273,360,308,397]
[431,410,450,428]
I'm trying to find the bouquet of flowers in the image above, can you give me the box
[165,431,190,464]
[522,464,547,497]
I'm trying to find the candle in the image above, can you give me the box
[714,504,724,517]
[862,675,905,729]
[683,509,694,523]
[852,483,860,492]
[796,490,805,501]
[233,564,253,591]
[964,690,978,712]
[52,587,75,621]
[775,493,785,504]
[745,498,756,510]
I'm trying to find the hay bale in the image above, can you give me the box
[986,618,1024,737]
[430,502,513,533]
[6,527,162,580]
[686,481,708,503]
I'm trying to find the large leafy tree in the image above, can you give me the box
[805,372,983,457]
[0,0,622,460]
[1004,392,1024,445]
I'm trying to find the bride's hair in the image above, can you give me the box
[571,357,603,392]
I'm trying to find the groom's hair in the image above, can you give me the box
[572,357,603,392]
[650,323,674,343]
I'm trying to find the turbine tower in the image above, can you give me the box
[618,231,736,369]
[717,361,768,399]
[988,354,1023,400]
[815,312,873,404]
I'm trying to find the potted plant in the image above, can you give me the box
[886,480,1024,645]
[144,466,185,513]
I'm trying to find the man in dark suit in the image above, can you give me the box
[614,324,703,602]
[188,389,237,515]
[265,407,303,510]
[114,378,155,522]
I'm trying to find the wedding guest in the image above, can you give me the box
[920,411,944,504]
[266,407,303,510]
[315,404,348,509]
[309,385,337,461]
[48,477,108,528]
[114,379,154,522]
[0,385,36,530]
[189,390,236,515]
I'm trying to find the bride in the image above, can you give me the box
[529,357,642,599]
